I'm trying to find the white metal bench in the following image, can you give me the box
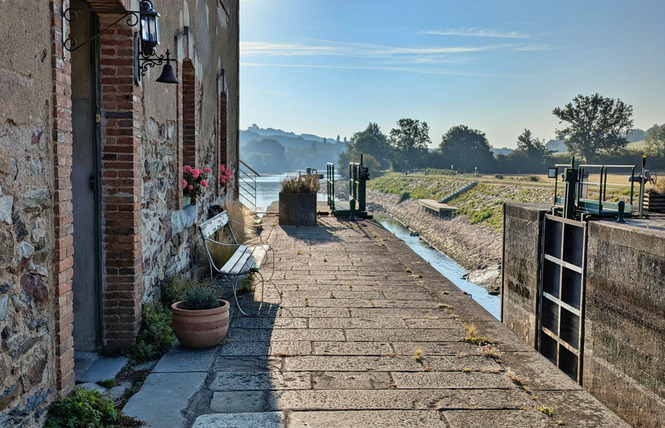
[199,211,274,315]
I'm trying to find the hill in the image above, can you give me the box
[240,125,345,174]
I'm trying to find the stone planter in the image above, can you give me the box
[170,300,230,349]
[278,192,317,226]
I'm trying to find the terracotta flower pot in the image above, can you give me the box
[170,300,230,349]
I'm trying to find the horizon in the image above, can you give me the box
[240,0,665,149]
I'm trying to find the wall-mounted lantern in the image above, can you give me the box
[63,0,179,85]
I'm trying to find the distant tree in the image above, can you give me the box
[553,93,633,163]
[340,122,392,169]
[501,130,552,173]
[389,119,431,170]
[439,125,494,172]
[336,135,341,145]
[645,125,665,157]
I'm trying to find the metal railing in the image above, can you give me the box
[551,163,637,218]
[326,162,335,213]
[238,159,260,213]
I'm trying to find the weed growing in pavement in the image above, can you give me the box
[462,323,492,346]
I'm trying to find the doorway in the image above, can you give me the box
[70,0,102,351]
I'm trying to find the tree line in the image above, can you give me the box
[339,93,665,175]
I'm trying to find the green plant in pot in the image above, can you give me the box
[278,173,320,226]
[170,287,230,349]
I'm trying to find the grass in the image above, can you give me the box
[368,173,552,231]
[462,324,493,346]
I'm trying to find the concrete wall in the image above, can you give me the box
[501,203,546,348]
[502,202,665,427]
[584,221,665,426]
[0,0,239,425]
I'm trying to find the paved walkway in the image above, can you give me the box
[124,215,628,427]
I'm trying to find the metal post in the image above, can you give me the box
[563,157,577,220]
[617,200,626,223]
[639,155,646,218]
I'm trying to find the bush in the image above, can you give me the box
[494,174,504,179]
[45,388,141,428]
[179,288,221,310]
[528,175,540,182]
[127,301,174,365]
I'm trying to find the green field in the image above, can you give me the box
[367,171,650,231]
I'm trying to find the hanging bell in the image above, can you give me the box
[156,63,180,84]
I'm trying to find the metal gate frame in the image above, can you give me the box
[538,214,588,383]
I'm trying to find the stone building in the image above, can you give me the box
[0,0,239,425]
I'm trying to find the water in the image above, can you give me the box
[252,175,500,319]
[252,173,329,213]
[374,214,500,320]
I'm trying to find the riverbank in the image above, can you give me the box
[366,189,502,294]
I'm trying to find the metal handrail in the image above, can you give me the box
[326,162,335,213]
[238,159,260,213]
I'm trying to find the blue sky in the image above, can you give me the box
[240,0,664,148]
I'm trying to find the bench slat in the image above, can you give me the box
[199,211,230,238]
[219,244,269,276]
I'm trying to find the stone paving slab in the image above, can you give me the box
[231,317,308,329]
[193,412,285,428]
[311,341,393,356]
[391,341,479,356]
[442,409,558,428]
[344,327,464,342]
[311,371,393,389]
[307,316,408,329]
[76,355,128,383]
[269,389,464,411]
[289,410,447,427]
[123,372,207,427]
[391,371,516,389]
[152,345,217,373]
[219,340,312,357]
[209,371,311,391]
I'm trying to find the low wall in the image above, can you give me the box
[502,202,665,427]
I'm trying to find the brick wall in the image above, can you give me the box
[218,91,227,196]
[51,0,76,398]
[182,60,197,170]
[98,15,142,347]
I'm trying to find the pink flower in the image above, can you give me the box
[204,167,212,173]
[182,179,187,189]
[220,165,226,172]
[183,165,192,173]
[200,180,208,188]
[192,169,200,179]
[188,185,194,190]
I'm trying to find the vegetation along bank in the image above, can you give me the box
[366,173,553,293]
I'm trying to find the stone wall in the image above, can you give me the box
[502,203,665,427]
[0,1,59,426]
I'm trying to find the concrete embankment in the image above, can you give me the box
[366,189,502,293]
